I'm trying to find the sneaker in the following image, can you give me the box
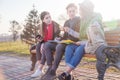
[42,65,49,73]
[31,69,42,77]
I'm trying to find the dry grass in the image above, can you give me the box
[0,40,30,55]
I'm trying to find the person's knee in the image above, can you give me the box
[76,45,85,53]
[44,42,52,49]
[65,44,74,50]
[65,45,71,52]
[56,44,65,51]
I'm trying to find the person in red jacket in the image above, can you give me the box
[31,11,60,77]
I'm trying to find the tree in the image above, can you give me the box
[21,6,40,44]
[9,20,21,41]
[57,14,68,26]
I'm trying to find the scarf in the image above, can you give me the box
[43,22,53,42]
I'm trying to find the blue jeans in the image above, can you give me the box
[65,44,85,69]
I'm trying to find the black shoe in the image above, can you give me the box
[40,69,56,80]
[67,74,74,80]
[58,72,67,80]
[58,72,74,80]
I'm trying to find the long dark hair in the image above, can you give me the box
[40,11,50,36]
[40,11,49,21]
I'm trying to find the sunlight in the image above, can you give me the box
[0,0,120,34]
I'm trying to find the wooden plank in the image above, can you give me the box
[106,39,120,42]
[105,31,120,33]
[84,31,120,58]
[84,53,96,58]
[105,34,120,37]
[107,42,120,46]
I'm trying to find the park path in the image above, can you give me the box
[0,52,120,80]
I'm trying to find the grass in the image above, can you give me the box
[0,40,30,55]
[103,20,118,30]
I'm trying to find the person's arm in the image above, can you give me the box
[68,28,79,38]
[53,21,61,38]
[64,17,80,39]
[64,26,79,39]
[60,21,69,40]
[88,21,105,43]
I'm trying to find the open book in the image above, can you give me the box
[48,40,74,44]
[59,40,74,44]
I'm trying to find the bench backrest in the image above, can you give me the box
[84,29,120,58]
[105,29,120,46]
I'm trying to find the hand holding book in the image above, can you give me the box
[59,40,75,44]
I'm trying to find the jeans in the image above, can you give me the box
[65,44,85,69]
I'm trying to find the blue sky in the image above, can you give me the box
[0,0,120,34]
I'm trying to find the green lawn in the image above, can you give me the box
[103,20,118,30]
[0,41,30,55]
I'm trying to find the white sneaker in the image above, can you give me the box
[42,66,49,73]
[31,69,42,77]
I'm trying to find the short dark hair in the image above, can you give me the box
[40,11,49,20]
[66,3,77,10]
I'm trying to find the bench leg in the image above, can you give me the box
[30,54,37,71]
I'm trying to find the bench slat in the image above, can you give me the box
[85,30,120,58]
[84,54,96,58]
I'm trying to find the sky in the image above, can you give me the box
[0,0,120,34]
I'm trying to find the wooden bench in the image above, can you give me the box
[22,39,35,45]
[84,29,120,58]
[23,29,120,59]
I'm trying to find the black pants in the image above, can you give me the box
[44,42,67,70]
[43,42,57,65]
[95,45,107,80]
[36,42,42,60]
[52,43,67,71]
